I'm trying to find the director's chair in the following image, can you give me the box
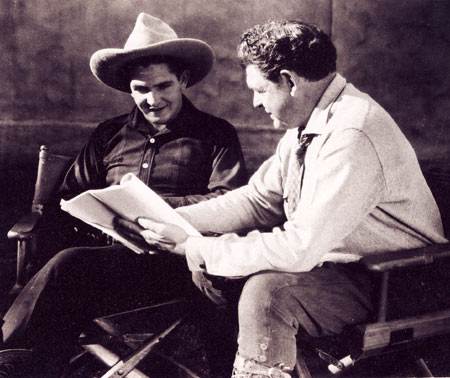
[4,145,206,377]
[5,145,450,377]
[293,166,450,378]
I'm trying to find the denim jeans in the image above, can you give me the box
[2,244,195,349]
[232,263,374,374]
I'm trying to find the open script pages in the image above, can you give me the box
[60,173,201,254]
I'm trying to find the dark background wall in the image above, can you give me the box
[0,0,449,247]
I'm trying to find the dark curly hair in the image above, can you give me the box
[237,20,336,82]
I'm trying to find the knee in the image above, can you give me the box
[238,273,294,325]
[39,247,89,281]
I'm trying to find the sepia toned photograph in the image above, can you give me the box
[0,1,449,377]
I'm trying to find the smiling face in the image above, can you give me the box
[245,64,322,130]
[130,63,189,127]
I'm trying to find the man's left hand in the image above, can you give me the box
[138,218,188,256]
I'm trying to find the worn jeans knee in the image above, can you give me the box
[235,266,373,371]
[236,272,299,369]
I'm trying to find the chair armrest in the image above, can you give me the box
[7,212,43,240]
[361,242,450,272]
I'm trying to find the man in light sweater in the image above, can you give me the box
[133,20,447,377]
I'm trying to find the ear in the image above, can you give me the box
[179,70,190,90]
[280,69,297,96]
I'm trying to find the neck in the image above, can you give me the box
[309,73,336,107]
[296,73,336,126]
[150,123,168,132]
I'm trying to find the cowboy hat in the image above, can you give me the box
[90,13,215,92]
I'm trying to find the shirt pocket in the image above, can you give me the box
[172,138,206,167]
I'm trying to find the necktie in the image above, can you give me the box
[286,127,316,219]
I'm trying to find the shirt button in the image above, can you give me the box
[142,163,149,169]
[149,138,156,144]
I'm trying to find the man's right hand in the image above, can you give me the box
[112,217,157,253]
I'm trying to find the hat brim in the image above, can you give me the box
[90,39,215,92]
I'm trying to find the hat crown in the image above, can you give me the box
[124,13,178,50]
[90,13,215,92]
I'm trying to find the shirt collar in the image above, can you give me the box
[303,73,347,136]
[127,95,196,135]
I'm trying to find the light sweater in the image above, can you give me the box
[177,74,448,277]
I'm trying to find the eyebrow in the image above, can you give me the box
[155,80,173,87]
[131,80,174,90]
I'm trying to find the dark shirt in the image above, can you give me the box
[59,97,248,208]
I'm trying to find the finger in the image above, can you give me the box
[137,218,167,234]
[143,239,175,253]
[114,226,151,251]
[113,217,144,235]
[140,229,169,243]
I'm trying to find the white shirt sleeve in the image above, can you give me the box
[184,129,386,277]
[176,143,287,235]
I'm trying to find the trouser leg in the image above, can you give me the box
[233,263,375,377]
[191,273,245,377]
[2,244,193,350]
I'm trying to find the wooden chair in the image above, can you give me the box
[5,145,200,377]
[294,166,450,378]
[7,145,73,300]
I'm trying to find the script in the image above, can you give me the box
[60,173,201,254]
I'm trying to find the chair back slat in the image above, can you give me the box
[423,168,450,239]
[31,145,73,213]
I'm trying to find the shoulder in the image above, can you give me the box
[330,83,395,134]
[189,105,240,144]
[91,112,130,140]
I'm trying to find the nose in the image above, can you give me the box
[253,92,263,109]
[146,91,160,107]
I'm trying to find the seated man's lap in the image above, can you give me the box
[2,244,195,348]
[239,262,375,337]
[36,244,194,310]
[233,263,375,369]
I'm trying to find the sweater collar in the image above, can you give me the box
[303,73,347,136]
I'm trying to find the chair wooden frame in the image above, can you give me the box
[6,145,198,377]
[7,145,73,300]
[294,168,450,378]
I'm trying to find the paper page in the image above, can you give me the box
[60,193,117,229]
[61,192,146,254]
[90,173,201,237]
[60,173,201,254]
[79,221,146,254]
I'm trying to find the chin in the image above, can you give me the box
[272,119,288,129]
[272,119,281,129]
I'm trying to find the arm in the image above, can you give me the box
[115,139,287,258]
[58,127,107,200]
[176,141,288,234]
[184,129,385,276]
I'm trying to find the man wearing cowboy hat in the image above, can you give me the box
[0,13,247,377]
[61,12,247,207]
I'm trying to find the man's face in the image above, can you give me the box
[130,63,188,126]
[245,64,312,129]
